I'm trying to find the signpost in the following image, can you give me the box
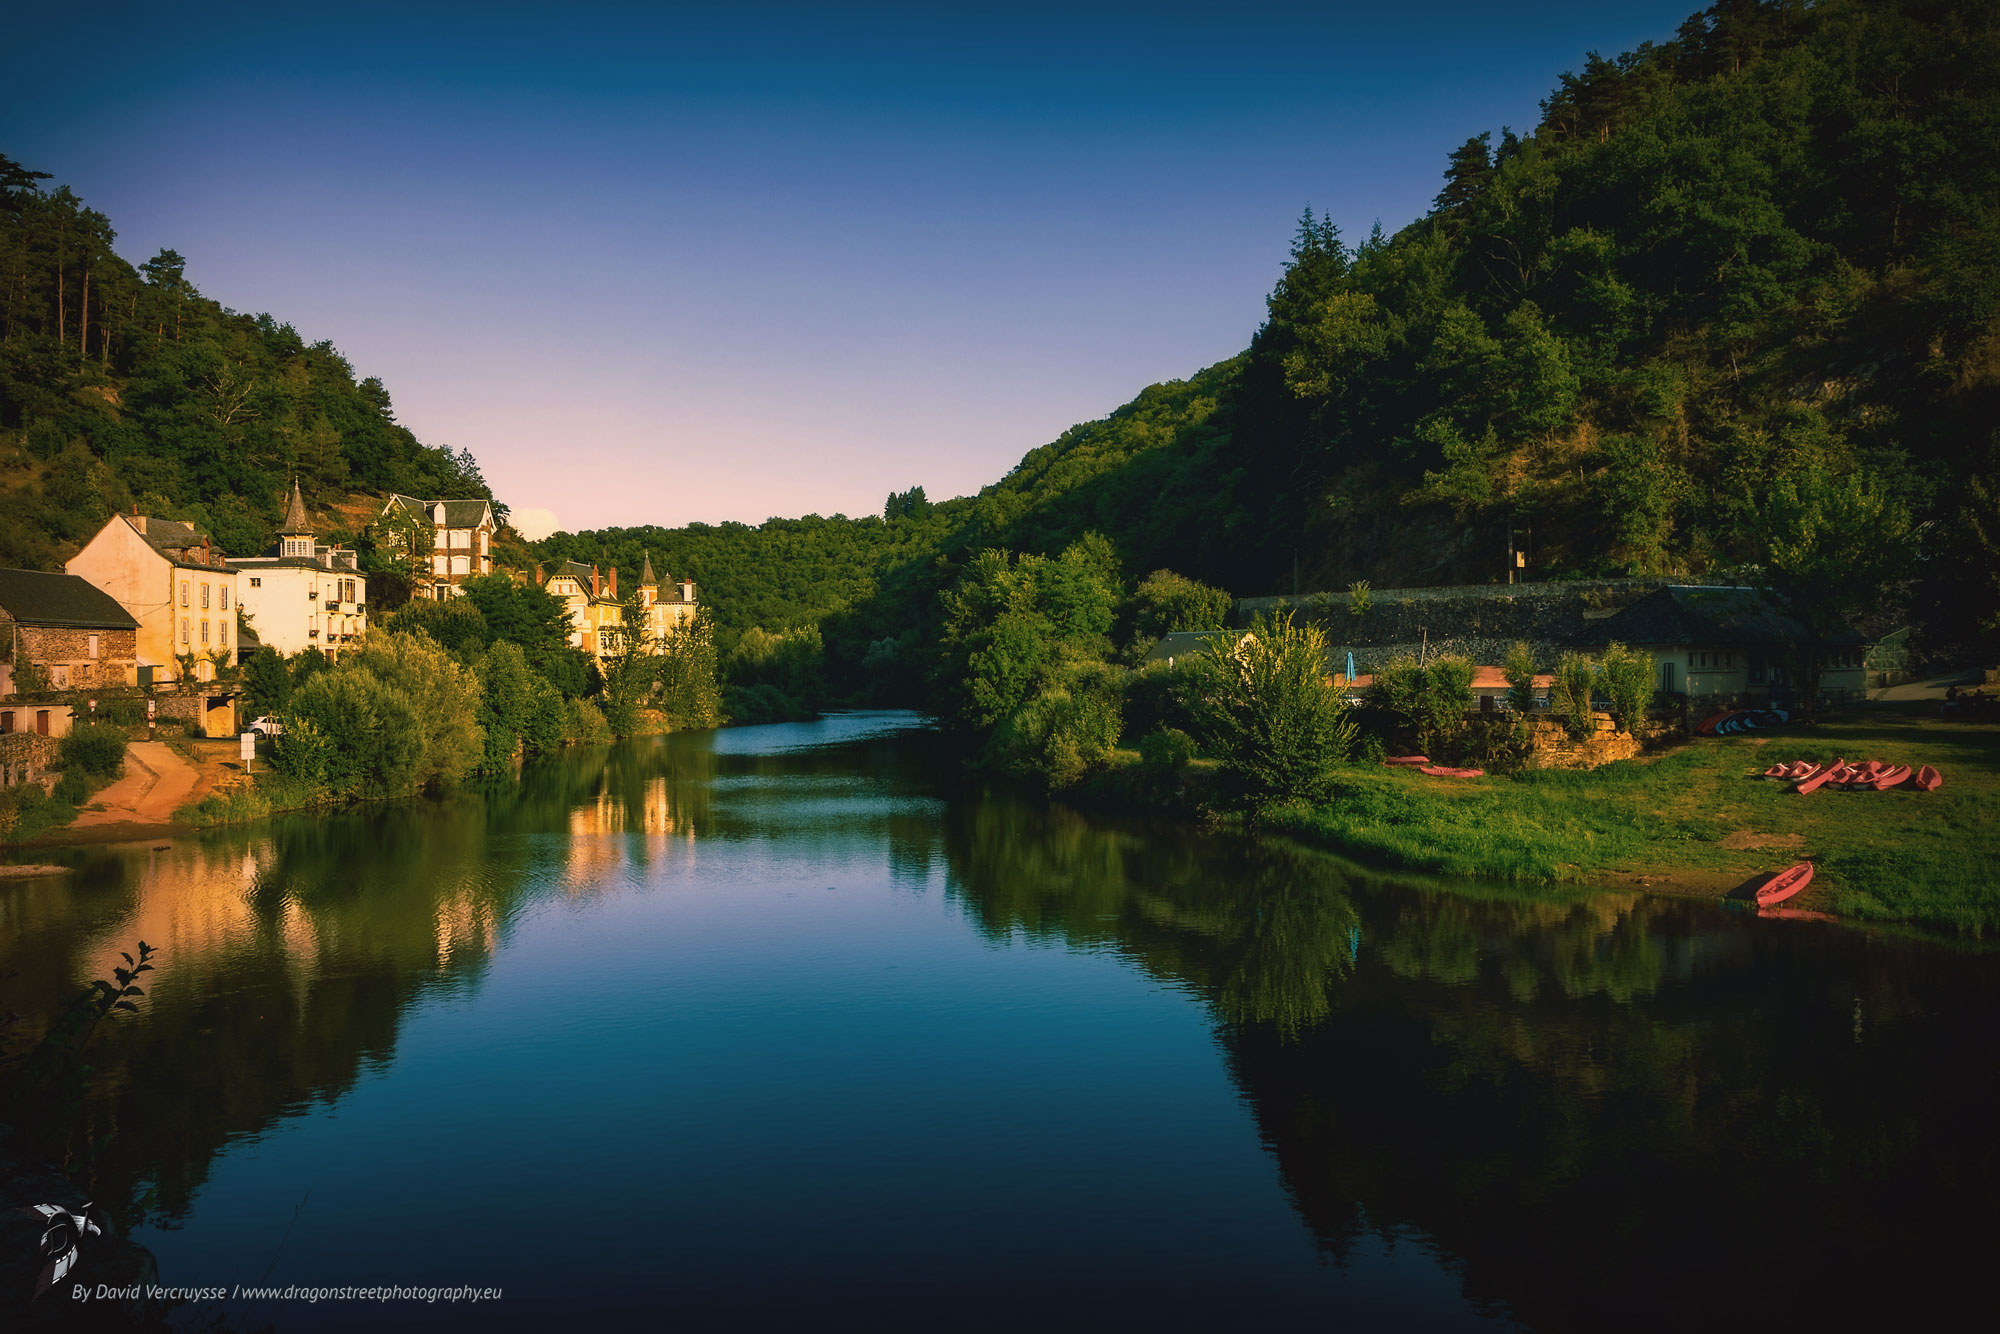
[240,729,255,773]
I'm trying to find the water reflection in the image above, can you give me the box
[1,713,1994,1331]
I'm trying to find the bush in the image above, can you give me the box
[1368,654,1474,754]
[280,630,483,797]
[1196,612,1356,811]
[567,697,611,745]
[1128,569,1234,642]
[995,688,1123,790]
[59,723,128,778]
[53,770,92,805]
[1139,727,1197,771]
[1552,652,1599,740]
[1503,640,1538,714]
[1348,580,1373,616]
[1597,642,1655,734]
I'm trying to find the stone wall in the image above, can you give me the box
[0,614,138,690]
[0,732,60,788]
[1519,715,1643,770]
[1238,578,1673,672]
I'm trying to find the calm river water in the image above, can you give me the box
[4,712,1996,1330]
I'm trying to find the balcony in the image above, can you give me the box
[325,601,340,611]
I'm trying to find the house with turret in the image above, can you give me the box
[229,482,368,660]
[541,550,696,661]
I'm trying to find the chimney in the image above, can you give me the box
[591,564,600,597]
[682,580,694,603]
[608,566,617,598]
[534,563,544,585]
[132,512,147,534]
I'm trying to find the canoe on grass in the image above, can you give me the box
[1696,711,1735,736]
[1913,765,1943,792]
[1791,759,1843,795]
[1755,862,1814,906]
[1383,755,1431,767]
[1864,765,1912,790]
[1418,765,1485,778]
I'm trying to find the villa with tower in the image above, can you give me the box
[229,481,369,660]
[541,550,696,661]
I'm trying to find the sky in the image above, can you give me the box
[5,1,1699,539]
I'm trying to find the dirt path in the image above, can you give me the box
[73,742,199,828]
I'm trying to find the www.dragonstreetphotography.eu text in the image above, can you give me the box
[75,1283,503,1304]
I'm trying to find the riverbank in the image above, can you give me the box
[1079,707,2000,934]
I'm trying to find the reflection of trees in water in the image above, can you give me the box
[939,799,2000,1330]
[939,797,1359,1034]
[1226,898,2000,1332]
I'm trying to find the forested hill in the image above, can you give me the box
[545,0,2000,667]
[0,156,494,570]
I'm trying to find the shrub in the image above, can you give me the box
[1348,580,1373,616]
[1128,569,1234,641]
[59,723,128,779]
[1597,642,1655,735]
[53,770,92,805]
[567,697,611,745]
[995,688,1123,790]
[1368,654,1474,754]
[1196,612,1356,811]
[1552,652,1599,740]
[1503,640,1539,714]
[1139,727,1197,771]
[280,631,483,797]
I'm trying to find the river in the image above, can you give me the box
[3,711,1995,1330]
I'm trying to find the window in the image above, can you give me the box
[78,663,92,684]
[201,620,209,644]
[221,587,229,611]
[180,618,189,644]
[202,583,210,609]
[180,581,189,607]
[219,622,228,648]
[88,634,99,658]
[53,664,69,687]
[479,530,489,554]
[250,577,261,587]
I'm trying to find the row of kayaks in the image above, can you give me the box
[1698,708,1789,736]
[1761,758,1943,793]
[1383,756,1485,778]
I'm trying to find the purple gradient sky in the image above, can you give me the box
[6,1,1697,537]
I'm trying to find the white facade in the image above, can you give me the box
[231,562,366,658]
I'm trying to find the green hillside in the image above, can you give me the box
[0,156,493,570]
[547,0,2000,676]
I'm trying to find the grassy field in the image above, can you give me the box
[1257,707,2000,935]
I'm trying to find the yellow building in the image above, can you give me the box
[542,550,696,661]
[67,511,241,687]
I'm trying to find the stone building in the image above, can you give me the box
[229,482,368,659]
[0,567,140,706]
[1594,585,1870,705]
[65,511,241,686]
[377,494,497,599]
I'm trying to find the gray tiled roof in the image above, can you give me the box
[0,568,140,629]
[384,494,493,528]
[1594,586,1866,648]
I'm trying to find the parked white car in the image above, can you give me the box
[249,715,284,738]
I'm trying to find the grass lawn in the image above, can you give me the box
[1263,706,2000,934]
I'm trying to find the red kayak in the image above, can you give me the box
[1791,759,1843,795]
[1418,765,1485,778]
[1696,711,1734,736]
[1861,765,1911,791]
[1383,755,1431,767]
[1913,765,1943,792]
[1755,862,1814,906]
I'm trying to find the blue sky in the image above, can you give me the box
[5,1,1699,535]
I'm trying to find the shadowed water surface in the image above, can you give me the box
[2,712,1994,1330]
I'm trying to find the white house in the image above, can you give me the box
[229,482,368,659]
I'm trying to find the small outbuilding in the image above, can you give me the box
[1593,585,1869,704]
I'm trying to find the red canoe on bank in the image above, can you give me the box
[1860,765,1911,791]
[1791,759,1844,795]
[1755,862,1814,906]
[1913,765,1943,792]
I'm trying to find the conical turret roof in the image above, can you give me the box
[639,549,657,586]
[281,479,312,535]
